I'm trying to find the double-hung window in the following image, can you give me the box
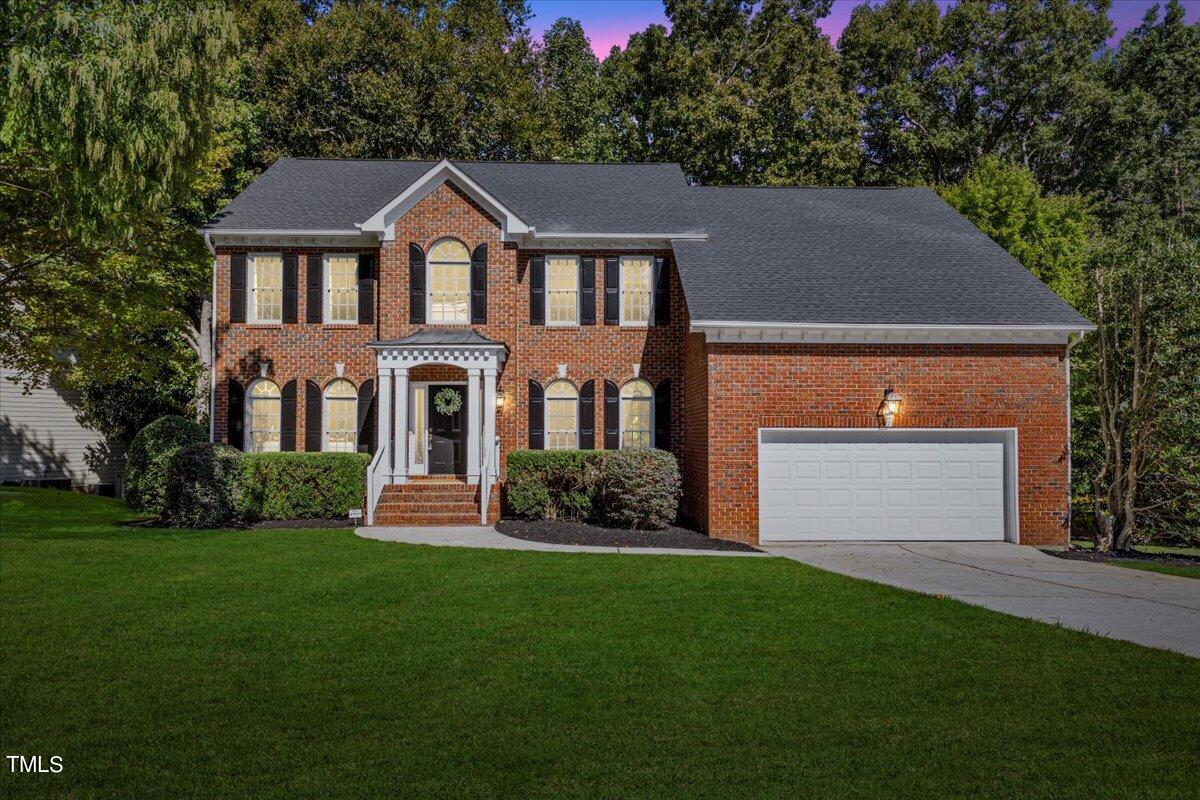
[620,256,653,326]
[325,254,359,323]
[428,239,471,324]
[620,379,653,448]
[544,380,579,449]
[546,256,579,326]
[247,379,282,452]
[249,254,283,324]
[323,379,358,452]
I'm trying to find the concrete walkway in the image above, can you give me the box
[356,525,768,557]
[765,542,1200,658]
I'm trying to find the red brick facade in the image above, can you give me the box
[214,179,1073,548]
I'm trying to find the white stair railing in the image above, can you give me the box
[365,441,390,526]
[480,435,500,525]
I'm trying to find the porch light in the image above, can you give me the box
[495,390,507,411]
[258,360,270,378]
[879,388,902,428]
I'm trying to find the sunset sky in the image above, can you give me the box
[526,0,1200,58]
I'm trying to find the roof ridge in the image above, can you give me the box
[275,156,683,167]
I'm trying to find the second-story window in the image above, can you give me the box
[325,254,359,323]
[546,256,579,325]
[428,238,471,324]
[249,254,283,324]
[620,256,653,326]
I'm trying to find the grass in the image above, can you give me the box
[1069,539,1200,579]
[2,487,1198,799]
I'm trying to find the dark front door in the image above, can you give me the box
[428,384,466,475]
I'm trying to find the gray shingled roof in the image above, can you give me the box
[371,328,503,347]
[204,158,702,235]
[674,187,1091,327]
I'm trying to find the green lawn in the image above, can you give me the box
[1069,540,1200,579]
[3,488,1198,799]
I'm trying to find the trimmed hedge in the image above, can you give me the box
[599,449,681,530]
[238,452,370,521]
[124,415,208,516]
[504,449,681,529]
[163,443,243,528]
[506,450,605,520]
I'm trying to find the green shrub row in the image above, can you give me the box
[505,449,681,530]
[238,451,369,521]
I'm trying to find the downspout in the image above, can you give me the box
[204,232,217,443]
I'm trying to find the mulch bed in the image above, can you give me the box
[1044,546,1200,569]
[495,518,760,552]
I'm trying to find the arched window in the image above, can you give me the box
[544,380,579,450]
[620,379,653,449]
[428,238,471,324]
[247,379,282,452]
[323,379,358,452]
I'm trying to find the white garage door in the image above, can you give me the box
[759,430,1009,542]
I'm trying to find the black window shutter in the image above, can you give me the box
[471,243,488,324]
[578,380,595,449]
[358,254,376,324]
[227,378,244,449]
[528,380,544,449]
[357,378,376,454]
[305,379,322,452]
[603,257,619,325]
[282,255,299,323]
[654,379,671,451]
[653,256,669,326]
[280,380,297,450]
[409,243,425,324]
[306,253,323,323]
[603,380,619,449]
[229,254,247,323]
[529,255,545,325]
[580,257,596,325]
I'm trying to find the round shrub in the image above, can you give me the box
[163,442,243,528]
[124,415,207,516]
[505,450,604,520]
[598,449,681,530]
[505,477,552,519]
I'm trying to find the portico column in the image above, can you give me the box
[377,367,392,476]
[393,367,409,481]
[466,367,482,483]
[482,367,497,480]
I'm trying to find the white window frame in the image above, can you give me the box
[323,253,359,326]
[543,380,580,450]
[245,378,282,452]
[619,255,654,328]
[247,253,283,325]
[545,255,581,327]
[619,379,654,449]
[322,379,358,453]
[426,238,472,325]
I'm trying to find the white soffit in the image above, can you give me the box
[692,321,1095,345]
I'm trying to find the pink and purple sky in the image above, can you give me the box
[527,0,1200,58]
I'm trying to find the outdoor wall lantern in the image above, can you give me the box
[495,390,507,412]
[258,360,270,378]
[878,387,903,428]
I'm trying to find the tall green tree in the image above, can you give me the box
[0,1,237,396]
[602,0,860,185]
[537,18,617,162]
[839,0,1112,185]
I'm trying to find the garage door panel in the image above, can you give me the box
[759,432,1007,542]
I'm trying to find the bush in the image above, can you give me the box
[238,452,369,521]
[598,449,680,530]
[163,443,243,528]
[124,415,207,516]
[505,450,605,519]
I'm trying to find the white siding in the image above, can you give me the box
[0,369,124,491]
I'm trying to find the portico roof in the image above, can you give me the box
[369,328,504,348]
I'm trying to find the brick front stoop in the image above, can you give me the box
[372,480,500,526]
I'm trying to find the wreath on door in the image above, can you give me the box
[434,387,463,416]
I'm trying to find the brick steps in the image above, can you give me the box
[372,480,499,526]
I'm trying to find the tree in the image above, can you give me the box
[939,156,1090,306]
[839,0,1112,185]
[602,0,860,185]
[1077,216,1199,551]
[537,18,617,162]
[0,1,237,396]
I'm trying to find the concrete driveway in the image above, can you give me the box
[764,542,1200,658]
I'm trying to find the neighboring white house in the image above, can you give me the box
[0,368,124,495]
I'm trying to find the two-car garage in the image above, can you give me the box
[758,428,1018,543]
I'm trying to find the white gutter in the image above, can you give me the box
[201,228,365,236]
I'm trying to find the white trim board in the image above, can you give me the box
[694,321,1094,345]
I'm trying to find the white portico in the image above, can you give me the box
[366,329,506,524]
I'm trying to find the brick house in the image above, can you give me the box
[202,159,1092,546]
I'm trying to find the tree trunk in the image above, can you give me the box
[1093,477,1115,552]
[191,295,212,425]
